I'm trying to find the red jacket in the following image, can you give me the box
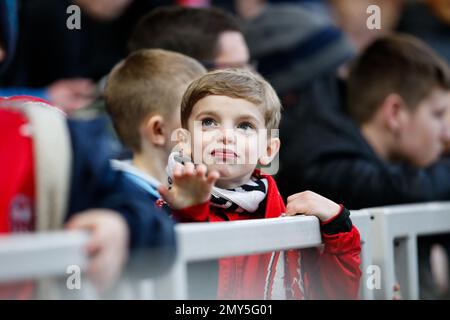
[174,171,361,300]
[0,107,36,299]
[0,108,35,234]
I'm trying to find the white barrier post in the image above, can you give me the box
[153,257,188,299]
[367,202,450,300]
[349,210,374,300]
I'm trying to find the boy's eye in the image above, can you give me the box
[201,118,217,127]
[237,122,255,131]
[434,109,446,119]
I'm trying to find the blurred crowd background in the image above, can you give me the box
[0,0,449,112]
[1,0,450,300]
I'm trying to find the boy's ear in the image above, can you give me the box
[141,115,166,147]
[170,127,192,157]
[381,93,408,134]
[258,137,281,166]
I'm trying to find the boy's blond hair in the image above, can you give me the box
[181,69,282,131]
[105,49,206,152]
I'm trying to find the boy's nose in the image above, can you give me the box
[219,128,236,144]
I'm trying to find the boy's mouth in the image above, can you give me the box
[211,148,238,159]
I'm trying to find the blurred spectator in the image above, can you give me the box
[329,0,404,53]
[0,0,163,112]
[243,2,354,100]
[214,0,331,18]
[77,5,249,119]
[231,0,266,19]
[269,0,331,18]
[1,28,175,295]
[397,0,450,63]
[177,0,209,6]
[243,1,450,210]
[128,6,249,70]
[346,35,450,171]
[0,97,176,297]
[274,33,450,210]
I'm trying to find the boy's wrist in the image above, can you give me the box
[320,206,353,235]
[170,195,210,210]
[317,203,342,222]
[319,204,344,223]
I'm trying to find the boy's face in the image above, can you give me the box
[396,88,449,167]
[186,95,278,189]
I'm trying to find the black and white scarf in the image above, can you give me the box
[166,152,268,213]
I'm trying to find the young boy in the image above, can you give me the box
[347,34,450,169]
[346,34,450,299]
[105,49,206,199]
[159,69,361,300]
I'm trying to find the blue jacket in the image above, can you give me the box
[0,0,17,75]
[66,116,176,274]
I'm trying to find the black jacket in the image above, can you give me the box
[276,74,450,209]
[1,0,159,87]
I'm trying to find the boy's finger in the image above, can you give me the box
[173,163,183,178]
[183,162,195,176]
[196,164,207,178]
[285,202,307,216]
[206,170,220,185]
[287,192,307,203]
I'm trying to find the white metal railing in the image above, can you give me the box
[0,230,97,299]
[0,230,159,300]
[154,213,372,300]
[0,231,89,283]
[2,202,449,300]
[364,202,450,300]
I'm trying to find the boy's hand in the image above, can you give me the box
[65,209,129,293]
[285,191,341,222]
[158,162,220,210]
